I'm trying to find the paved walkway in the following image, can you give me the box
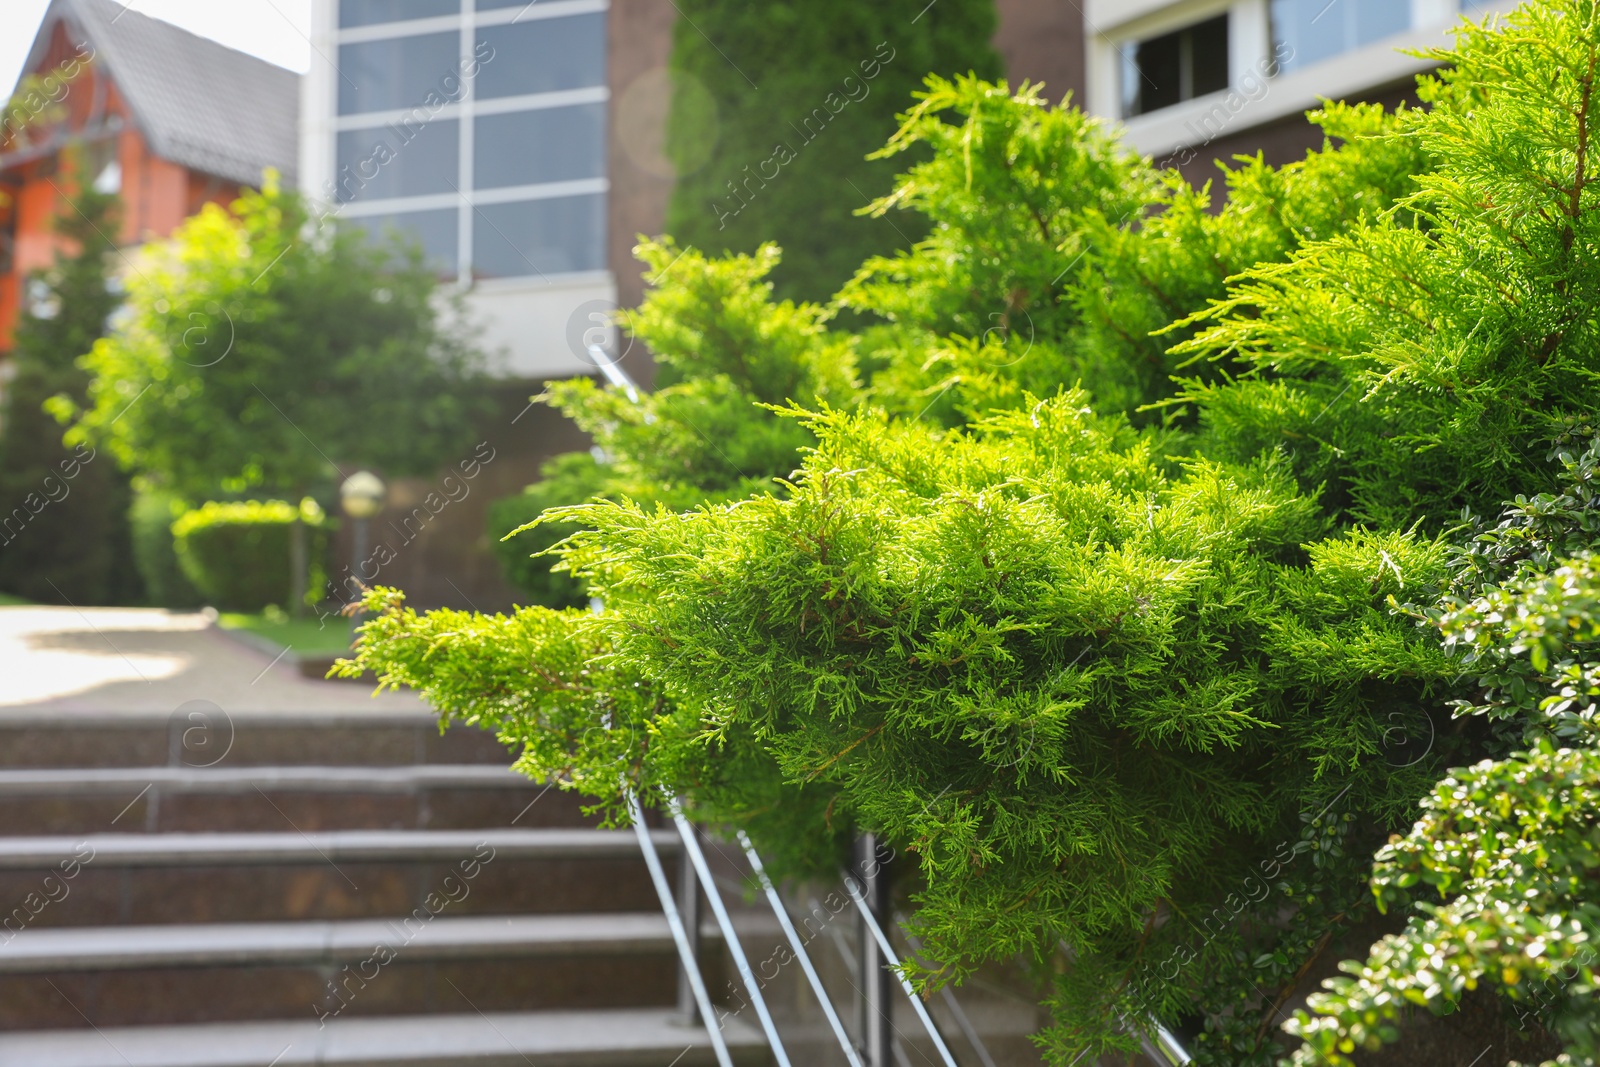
[0,606,426,714]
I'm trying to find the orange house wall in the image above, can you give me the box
[0,34,247,353]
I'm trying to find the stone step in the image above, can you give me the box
[0,828,671,868]
[0,913,709,972]
[0,766,533,794]
[0,830,672,926]
[0,766,580,835]
[0,713,511,769]
[4,955,683,1030]
[0,1009,769,1066]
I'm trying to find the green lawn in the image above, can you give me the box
[217,611,357,656]
[0,593,31,606]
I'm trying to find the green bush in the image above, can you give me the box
[172,499,329,612]
[129,489,202,609]
[345,3,1600,1062]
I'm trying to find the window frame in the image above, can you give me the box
[1120,12,1232,118]
[328,0,611,284]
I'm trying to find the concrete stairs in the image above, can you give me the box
[0,712,764,1066]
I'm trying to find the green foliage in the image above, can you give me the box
[0,178,141,605]
[1286,437,1600,1065]
[1286,744,1600,1067]
[842,78,1429,425]
[496,240,851,603]
[129,488,202,609]
[1175,0,1600,528]
[348,395,1461,1060]
[350,4,1600,1062]
[663,0,1000,303]
[61,176,488,502]
[1428,433,1600,740]
[172,499,329,612]
[552,240,854,496]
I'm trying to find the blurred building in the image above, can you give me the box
[1073,0,1516,189]
[301,0,625,380]
[297,0,1086,382]
[0,0,298,354]
[8,0,1518,608]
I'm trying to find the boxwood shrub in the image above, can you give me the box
[172,499,329,612]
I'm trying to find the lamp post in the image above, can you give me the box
[338,470,386,611]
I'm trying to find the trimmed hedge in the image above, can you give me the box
[172,499,329,612]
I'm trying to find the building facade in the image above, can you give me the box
[297,0,1086,383]
[1077,0,1516,187]
[300,0,630,381]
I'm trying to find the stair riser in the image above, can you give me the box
[0,954,719,1029]
[0,720,511,769]
[0,787,591,835]
[0,857,666,928]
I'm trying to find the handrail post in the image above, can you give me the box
[676,819,704,1024]
[853,833,893,1067]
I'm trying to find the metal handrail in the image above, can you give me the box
[842,871,960,1067]
[1139,1020,1193,1065]
[738,831,865,1067]
[588,342,639,402]
[670,801,792,1067]
[625,791,733,1067]
[900,926,998,1067]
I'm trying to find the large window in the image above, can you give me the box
[349,209,459,273]
[1271,0,1411,75]
[336,120,459,202]
[1121,14,1230,118]
[330,0,609,283]
[475,104,605,188]
[474,194,606,278]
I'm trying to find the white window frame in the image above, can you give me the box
[1082,0,1518,160]
[309,0,612,286]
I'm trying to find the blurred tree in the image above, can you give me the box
[0,177,140,605]
[662,0,1001,303]
[61,176,489,613]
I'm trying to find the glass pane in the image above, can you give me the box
[475,14,605,99]
[347,209,459,277]
[476,0,540,7]
[474,104,605,189]
[339,0,458,28]
[335,120,459,202]
[1123,13,1230,117]
[473,194,605,278]
[1272,0,1413,75]
[338,33,461,115]
[1354,0,1410,47]
[1190,15,1230,98]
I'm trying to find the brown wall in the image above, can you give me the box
[606,0,678,387]
[1166,82,1420,197]
[324,388,589,613]
[992,0,1085,104]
